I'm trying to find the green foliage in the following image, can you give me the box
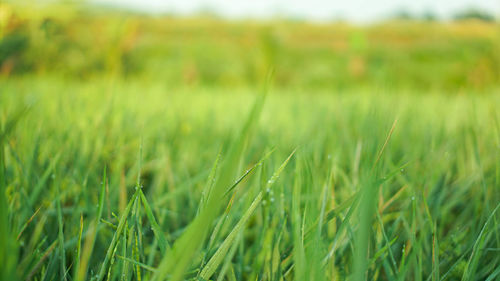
[1,2,500,281]
[0,3,499,91]
[0,33,29,65]
[454,9,496,22]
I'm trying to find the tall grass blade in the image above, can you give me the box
[76,167,108,281]
[96,189,139,281]
[140,189,169,255]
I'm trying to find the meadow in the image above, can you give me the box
[1,3,500,281]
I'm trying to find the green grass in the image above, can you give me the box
[1,76,499,281]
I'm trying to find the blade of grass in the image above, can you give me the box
[432,223,440,281]
[73,214,84,279]
[96,188,139,281]
[17,206,42,240]
[140,189,169,255]
[461,203,500,281]
[55,180,67,281]
[75,167,108,281]
[199,192,263,280]
[116,255,157,272]
[29,154,61,207]
[222,148,274,198]
[198,150,221,215]
[26,241,58,281]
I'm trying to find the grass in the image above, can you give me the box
[0,75,499,280]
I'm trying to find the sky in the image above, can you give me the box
[94,0,500,23]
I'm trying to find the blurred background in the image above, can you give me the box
[0,0,499,93]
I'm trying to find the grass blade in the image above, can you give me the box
[199,192,263,280]
[55,179,67,281]
[96,188,140,281]
[75,167,108,281]
[140,189,169,255]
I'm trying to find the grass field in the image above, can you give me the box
[1,3,500,281]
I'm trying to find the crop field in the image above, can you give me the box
[1,3,500,281]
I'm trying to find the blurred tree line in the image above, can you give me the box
[392,7,497,22]
[1,3,499,91]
